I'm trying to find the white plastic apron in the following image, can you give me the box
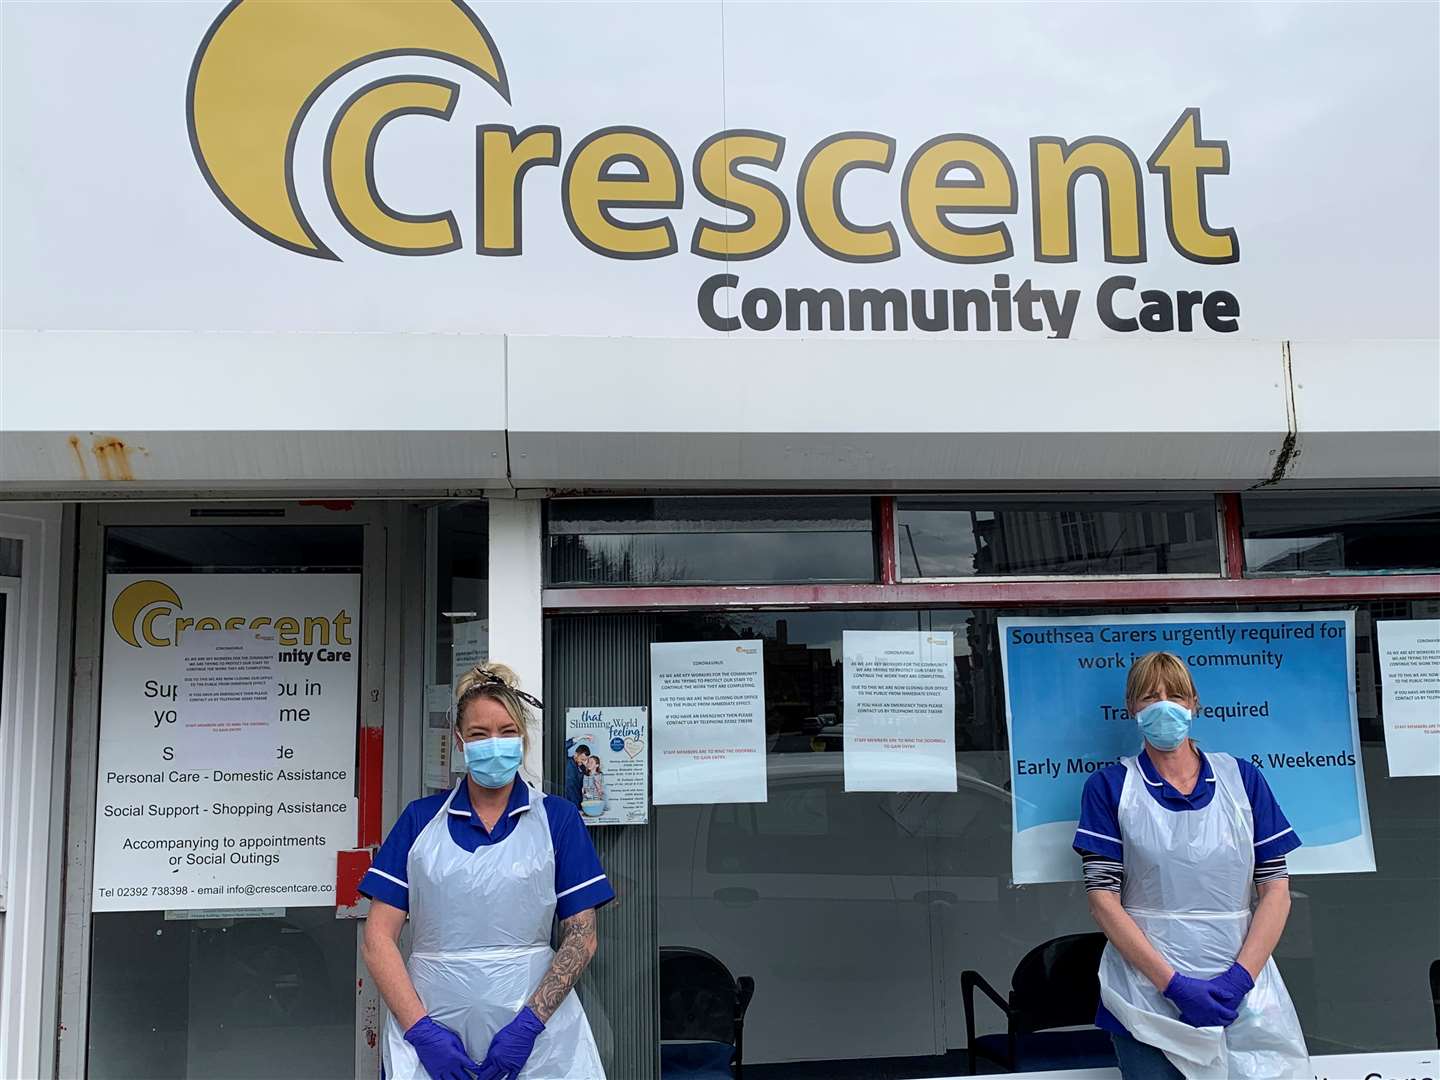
[1097,752,1310,1079]
[382,782,605,1080]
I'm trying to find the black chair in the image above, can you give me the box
[962,932,1117,1074]
[659,946,755,1080]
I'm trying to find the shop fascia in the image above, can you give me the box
[323,100,1239,338]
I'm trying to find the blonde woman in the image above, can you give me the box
[361,663,611,1080]
[1074,652,1309,1079]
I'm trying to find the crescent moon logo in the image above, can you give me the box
[112,580,183,648]
[187,0,509,260]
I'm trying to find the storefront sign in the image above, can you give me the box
[651,640,767,805]
[998,612,1372,884]
[4,4,1435,341]
[842,630,957,792]
[1376,619,1440,777]
[564,707,650,825]
[93,574,361,911]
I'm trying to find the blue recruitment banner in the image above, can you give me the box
[997,611,1373,884]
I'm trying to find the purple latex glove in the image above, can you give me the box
[404,1016,482,1080]
[1207,961,1255,1011]
[477,1006,545,1080]
[1164,971,1239,1028]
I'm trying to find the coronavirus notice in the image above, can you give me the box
[92,573,362,912]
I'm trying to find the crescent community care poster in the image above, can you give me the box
[998,612,1373,884]
[93,573,361,911]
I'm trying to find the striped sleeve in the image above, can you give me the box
[1081,851,1124,892]
[1254,856,1289,885]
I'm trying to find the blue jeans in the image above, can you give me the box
[1111,1031,1184,1080]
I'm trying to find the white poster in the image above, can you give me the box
[650,640,767,805]
[451,619,488,696]
[94,573,361,912]
[1377,619,1440,777]
[178,629,278,767]
[564,707,650,826]
[450,619,488,773]
[842,630,957,793]
[424,684,453,791]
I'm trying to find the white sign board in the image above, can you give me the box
[565,707,650,826]
[650,640,767,805]
[1376,619,1440,777]
[94,574,361,911]
[842,630,957,793]
[3,3,1436,341]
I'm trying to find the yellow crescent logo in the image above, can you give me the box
[187,0,509,260]
[112,580,183,648]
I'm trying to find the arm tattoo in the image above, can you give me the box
[527,908,597,1023]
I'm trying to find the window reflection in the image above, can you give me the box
[546,497,877,586]
[1241,491,1440,574]
[639,599,1440,1074]
[896,497,1219,578]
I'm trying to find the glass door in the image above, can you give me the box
[60,504,391,1079]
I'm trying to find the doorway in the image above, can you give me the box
[57,502,402,1078]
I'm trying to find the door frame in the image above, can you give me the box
[0,503,68,1080]
[56,500,410,1079]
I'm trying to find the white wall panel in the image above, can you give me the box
[506,337,1290,487]
[1287,340,1440,483]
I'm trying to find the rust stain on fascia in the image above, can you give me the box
[89,435,146,482]
[68,435,89,479]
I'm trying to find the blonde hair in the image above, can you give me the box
[1126,652,1198,710]
[455,662,533,753]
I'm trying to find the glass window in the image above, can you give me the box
[550,595,1439,1075]
[896,496,1221,578]
[1242,491,1440,574]
[91,524,364,1079]
[106,526,362,574]
[0,535,22,576]
[545,497,877,586]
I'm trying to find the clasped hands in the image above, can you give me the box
[404,1008,545,1080]
[1162,962,1255,1028]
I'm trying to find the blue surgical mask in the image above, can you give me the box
[1136,700,1192,751]
[461,736,524,788]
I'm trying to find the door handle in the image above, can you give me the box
[713,887,759,907]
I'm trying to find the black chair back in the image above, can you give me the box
[1008,932,1108,1033]
[659,946,742,1044]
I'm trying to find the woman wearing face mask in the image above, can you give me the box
[361,663,611,1080]
[1073,652,1309,1080]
